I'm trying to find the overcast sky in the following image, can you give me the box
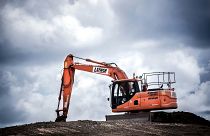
[0,0,210,127]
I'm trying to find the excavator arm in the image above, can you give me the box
[55,54,128,122]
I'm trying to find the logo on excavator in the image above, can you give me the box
[93,67,108,74]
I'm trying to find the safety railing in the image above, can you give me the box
[141,72,175,90]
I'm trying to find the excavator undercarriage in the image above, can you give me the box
[106,112,151,121]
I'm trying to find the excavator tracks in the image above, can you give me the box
[106,111,210,126]
[106,112,151,121]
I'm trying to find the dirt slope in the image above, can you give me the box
[1,120,210,136]
[1,112,210,136]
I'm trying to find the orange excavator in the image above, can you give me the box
[55,54,177,122]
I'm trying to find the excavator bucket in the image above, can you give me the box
[55,115,67,122]
[55,109,67,122]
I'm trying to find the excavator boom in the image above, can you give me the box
[55,54,128,121]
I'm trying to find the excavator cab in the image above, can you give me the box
[109,72,177,113]
[110,79,140,109]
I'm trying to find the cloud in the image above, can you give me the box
[173,0,210,48]
[179,81,210,120]
[110,0,210,48]
[70,72,112,120]
[0,65,61,127]
[1,3,103,49]
[0,71,26,125]
[0,0,115,65]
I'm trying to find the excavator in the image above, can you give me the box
[55,54,177,122]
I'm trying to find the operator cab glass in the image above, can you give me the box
[110,80,140,109]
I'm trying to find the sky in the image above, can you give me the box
[0,0,210,127]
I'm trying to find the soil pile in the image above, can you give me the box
[151,111,210,125]
[1,112,210,136]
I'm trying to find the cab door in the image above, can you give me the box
[111,82,130,110]
[127,81,141,110]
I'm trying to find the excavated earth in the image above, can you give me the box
[1,112,210,136]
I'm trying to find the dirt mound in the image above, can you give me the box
[151,111,210,126]
[1,112,210,136]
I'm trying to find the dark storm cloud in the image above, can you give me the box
[110,0,210,84]
[0,0,93,66]
[0,16,21,65]
[0,39,28,65]
[0,3,31,65]
[173,0,210,48]
[111,0,210,48]
[0,21,69,66]
[198,50,210,82]
[0,0,77,20]
[0,65,33,126]
[0,0,7,8]
[0,39,55,66]
[201,110,210,115]
[0,71,26,125]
